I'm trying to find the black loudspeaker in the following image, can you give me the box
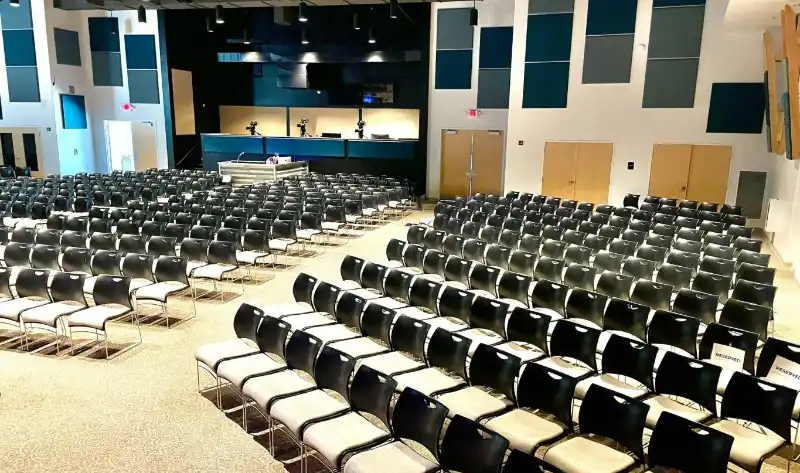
[306,63,344,90]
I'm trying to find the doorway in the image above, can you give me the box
[104,120,158,172]
[440,129,504,198]
[541,141,614,203]
[0,127,44,177]
[648,144,733,203]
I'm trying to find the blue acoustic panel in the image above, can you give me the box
[54,28,81,66]
[642,58,699,108]
[127,69,160,104]
[586,0,638,35]
[437,8,474,50]
[648,6,705,59]
[583,34,634,84]
[435,49,473,90]
[523,61,570,108]
[347,140,416,159]
[525,13,574,62]
[92,51,123,86]
[6,66,39,102]
[0,0,33,29]
[201,135,265,154]
[60,94,88,130]
[479,27,513,69]
[706,83,765,134]
[477,69,511,108]
[653,0,704,6]
[124,34,157,70]
[764,72,773,152]
[88,17,120,52]
[3,30,36,67]
[529,0,574,14]
[266,137,346,157]
[783,93,793,159]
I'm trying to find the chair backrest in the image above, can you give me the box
[61,247,92,274]
[649,412,733,473]
[50,271,87,305]
[91,250,122,276]
[30,244,60,270]
[516,361,577,428]
[15,269,50,300]
[721,372,795,444]
[179,238,209,263]
[699,323,758,373]
[390,388,449,462]
[468,343,520,403]
[600,333,657,390]
[4,242,31,267]
[565,288,607,327]
[602,298,649,340]
[549,319,600,370]
[439,415,509,473]
[578,385,648,461]
[122,253,155,281]
[118,234,146,255]
[153,256,189,285]
[147,236,177,257]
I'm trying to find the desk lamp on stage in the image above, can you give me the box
[246,121,261,136]
[354,120,366,139]
[297,117,310,137]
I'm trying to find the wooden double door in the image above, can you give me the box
[648,144,733,203]
[542,141,614,203]
[440,129,504,198]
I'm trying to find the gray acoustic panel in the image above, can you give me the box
[736,171,766,219]
[6,66,40,102]
[642,58,699,108]
[477,68,511,108]
[436,8,474,50]
[582,34,634,84]
[529,0,574,14]
[54,28,81,66]
[127,69,160,104]
[91,51,123,86]
[648,6,705,59]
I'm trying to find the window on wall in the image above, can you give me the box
[0,133,14,166]
[22,133,38,171]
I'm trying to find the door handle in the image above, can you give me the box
[680,186,686,191]
[568,180,575,184]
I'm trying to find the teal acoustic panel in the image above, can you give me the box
[586,0,638,35]
[784,93,793,159]
[7,66,39,102]
[525,13,574,62]
[706,83,765,134]
[523,61,570,108]
[92,51,123,86]
[583,34,634,84]
[653,0,704,6]
[60,94,88,130]
[478,69,511,109]
[648,6,705,59]
[127,69,160,104]
[0,0,33,29]
[435,49,473,89]
[88,17,120,52]
[54,28,81,66]
[124,34,157,70]
[479,27,513,69]
[764,72,772,152]
[437,8,474,50]
[347,140,416,159]
[529,0,574,14]
[3,30,36,67]
[642,58,698,108]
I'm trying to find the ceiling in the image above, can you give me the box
[724,0,800,30]
[55,0,438,10]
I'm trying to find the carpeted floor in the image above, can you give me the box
[1,212,799,472]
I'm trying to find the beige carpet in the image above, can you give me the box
[0,212,799,472]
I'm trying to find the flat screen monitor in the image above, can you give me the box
[371,134,390,140]
[321,133,342,138]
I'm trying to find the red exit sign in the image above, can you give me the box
[466,109,480,118]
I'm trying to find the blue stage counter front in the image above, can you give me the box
[200,134,418,170]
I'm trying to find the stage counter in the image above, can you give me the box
[201,134,418,170]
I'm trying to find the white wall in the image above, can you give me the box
[427,0,772,207]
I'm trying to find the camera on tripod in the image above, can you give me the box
[297,117,309,137]
[354,120,366,139]
[245,121,260,136]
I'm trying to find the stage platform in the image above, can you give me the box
[218,160,308,185]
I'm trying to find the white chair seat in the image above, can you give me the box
[269,390,349,436]
[384,261,404,269]
[20,301,83,326]
[296,229,321,241]
[494,341,546,361]
[437,386,511,420]
[0,298,49,322]
[263,302,312,318]
[269,239,295,252]
[195,338,258,371]
[134,281,188,303]
[363,208,377,217]
[186,260,208,276]
[237,251,271,265]
[468,289,495,299]
[345,215,364,223]
[535,357,593,379]
[347,288,381,300]
[423,317,468,332]
[67,304,131,330]
[216,353,285,389]
[485,409,566,452]
[129,278,153,293]
[242,370,315,409]
[329,337,388,359]
[359,351,424,376]
[394,367,465,396]
[643,395,711,429]
[396,306,435,321]
[367,297,407,309]
[191,264,237,280]
[305,324,360,344]
[544,436,636,473]
[282,312,335,330]
[339,280,362,290]
[711,419,785,472]
[575,374,648,400]
[321,221,344,231]
[418,217,434,226]
[302,412,390,467]
[344,441,438,473]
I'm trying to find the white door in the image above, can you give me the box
[0,128,43,176]
[131,121,158,171]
